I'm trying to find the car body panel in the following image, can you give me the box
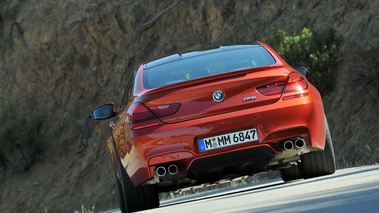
[141,67,289,124]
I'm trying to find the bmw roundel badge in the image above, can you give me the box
[213,90,225,102]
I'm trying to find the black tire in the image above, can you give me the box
[114,171,127,213]
[300,117,336,178]
[280,164,303,182]
[118,163,160,212]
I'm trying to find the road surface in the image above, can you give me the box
[103,165,379,213]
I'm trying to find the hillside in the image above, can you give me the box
[0,0,378,212]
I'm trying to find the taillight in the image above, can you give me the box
[257,72,308,96]
[283,72,308,92]
[149,103,181,118]
[127,103,180,129]
[127,103,156,123]
[257,82,286,96]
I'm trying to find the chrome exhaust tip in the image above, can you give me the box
[168,164,179,175]
[295,138,306,149]
[156,166,167,177]
[283,140,294,151]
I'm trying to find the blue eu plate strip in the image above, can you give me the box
[198,139,206,152]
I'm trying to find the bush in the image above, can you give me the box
[264,26,343,95]
[0,101,43,172]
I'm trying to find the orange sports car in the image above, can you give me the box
[92,41,336,212]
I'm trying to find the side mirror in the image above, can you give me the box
[91,103,117,120]
[293,66,308,77]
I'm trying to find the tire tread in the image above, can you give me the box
[300,117,336,178]
[117,161,159,212]
[280,164,302,181]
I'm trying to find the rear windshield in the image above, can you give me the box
[143,46,276,89]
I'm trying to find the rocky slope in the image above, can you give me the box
[0,0,378,212]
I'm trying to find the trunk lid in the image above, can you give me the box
[140,67,290,124]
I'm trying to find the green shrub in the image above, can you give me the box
[264,26,343,95]
[0,101,43,172]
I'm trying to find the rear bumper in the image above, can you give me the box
[124,91,325,186]
[188,146,275,172]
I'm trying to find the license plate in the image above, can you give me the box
[198,128,258,152]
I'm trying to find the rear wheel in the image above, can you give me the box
[117,163,160,212]
[114,171,127,213]
[300,117,336,178]
[280,164,303,181]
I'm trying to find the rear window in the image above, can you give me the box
[143,46,276,89]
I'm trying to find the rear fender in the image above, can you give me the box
[107,135,123,180]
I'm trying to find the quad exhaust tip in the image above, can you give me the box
[156,164,179,177]
[283,138,306,151]
[295,138,306,149]
[168,164,179,175]
[156,166,167,177]
[283,140,294,151]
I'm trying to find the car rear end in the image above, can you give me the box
[123,42,326,190]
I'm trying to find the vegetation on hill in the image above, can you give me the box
[0,101,43,172]
[264,26,343,95]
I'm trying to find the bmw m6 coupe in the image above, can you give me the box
[92,41,336,212]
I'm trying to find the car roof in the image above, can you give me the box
[144,42,261,69]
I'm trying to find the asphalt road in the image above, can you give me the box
[104,165,379,213]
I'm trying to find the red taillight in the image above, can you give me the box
[257,72,308,96]
[149,103,181,118]
[283,72,308,93]
[257,82,285,96]
[128,103,156,123]
[127,103,180,128]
